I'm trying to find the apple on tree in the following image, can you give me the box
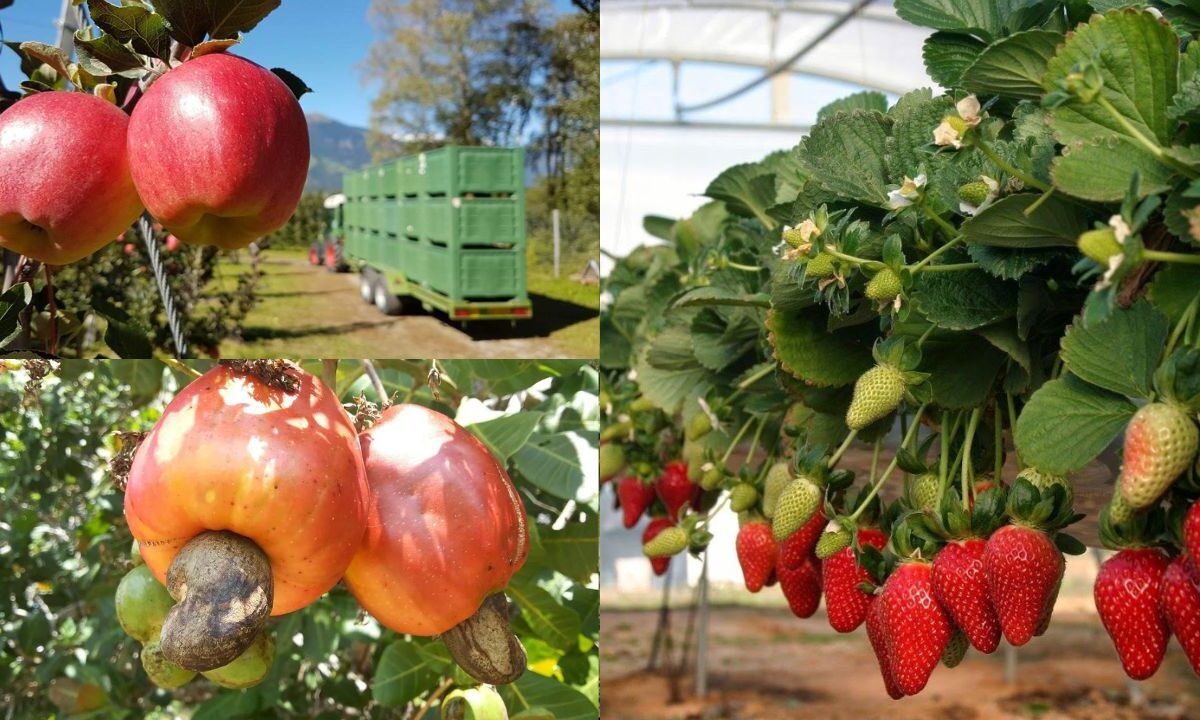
[127,53,309,250]
[0,91,143,264]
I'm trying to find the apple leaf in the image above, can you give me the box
[73,30,146,77]
[85,0,172,61]
[0,282,32,348]
[271,67,312,100]
[191,38,241,58]
[153,0,282,46]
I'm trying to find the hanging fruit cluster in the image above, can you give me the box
[116,361,530,690]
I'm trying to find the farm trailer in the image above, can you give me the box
[313,146,532,322]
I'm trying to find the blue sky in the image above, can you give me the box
[0,0,577,128]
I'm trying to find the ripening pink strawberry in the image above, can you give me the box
[642,518,675,576]
[1120,403,1197,510]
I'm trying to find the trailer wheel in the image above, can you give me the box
[359,270,376,304]
[373,277,402,316]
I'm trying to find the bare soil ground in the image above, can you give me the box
[215,252,599,358]
[601,605,1200,720]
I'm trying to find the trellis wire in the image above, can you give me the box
[138,214,188,357]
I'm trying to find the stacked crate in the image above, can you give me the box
[341,146,527,304]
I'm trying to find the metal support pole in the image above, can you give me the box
[55,0,82,54]
[552,208,561,278]
[694,556,710,698]
[138,215,189,357]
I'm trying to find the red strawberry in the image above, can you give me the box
[1034,561,1065,637]
[655,462,695,520]
[778,509,826,570]
[1160,555,1200,675]
[866,593,904,699]
[823,527,887,633]
[880,562,952,696]
[642,518,675,576]
[736,521,778,593]
[931,537,1000,653]
[983,524,1064,647]
[1094,548,1171,680]
[1184,502,1200,571]
[617,476,657,528]
[779,555,822,618]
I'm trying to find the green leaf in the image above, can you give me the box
[1014,374,1136,473]
[1060,299,1168,398]
[643,215,675,241]
[798,111,892,206]
[373,640,440,708]
[961,193,1090,248]
[153,0,281,45]
[922,32,988,87]
[888,93,954,181]
[110,361,163,406]
[1043,9,1180,146]
[633,336,712,414]
[691,309,758,373]
[85,0,171,60]
[467,411,544,461]
[100,317,154,359]
[961,29,1062,100]
[506,576,582,652]
[73,30,145,76]
[18,41,72,78]
[440,360,552,396]
[1148,263,1200,322]
[704,163,777,227]
[499,672,599,718]
[671,286,770,310]
[0,282,32,348]
[539,514,598,582]
[767,306,875,387]
[920,333,1009,408]
[817,91,889,122]
[192,691,259,720]
[966,244,1070,280]
[895,0,1053,41]
[1051,137,1175,201]
[512,431,597,502]
[912,270,1018,331]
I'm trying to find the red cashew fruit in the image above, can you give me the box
[124,362,368,670]
[0,91,143,264]
[345,403,530,637]
[127,53,309,249]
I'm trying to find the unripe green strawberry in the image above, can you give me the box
[599,443,625,483]
[1078,228,1121,263]
[772,477,822,541]
[643,526,689,557]
[846,364,907,430]
[1120,403,1198,509]
[815,522,852,560]
[864,268,901,304]
[686,412,712,441]
[805,252,835,279]
[941,629,969,668]
[905,473,941,512]
[762,462,791,518]
[700,465,723,490]
[1106,491,1135,526]
[943,114,967,134]
[1016,467,1072,507]
[730,482,758,512]
[957,181,990,207]
[782,226,805,247]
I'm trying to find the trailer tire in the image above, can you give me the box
[359,269,376,304]
[373,277,402,316]
[308,243,321,266]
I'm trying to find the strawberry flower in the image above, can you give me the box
[933,95,982,149]
[887,174,927,209]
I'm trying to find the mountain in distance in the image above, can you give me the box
[305,112,373,193]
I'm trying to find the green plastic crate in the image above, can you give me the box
[399,156,422,196]
[418,146,524,196]
[460,248,522,298]
[420,198,521,246]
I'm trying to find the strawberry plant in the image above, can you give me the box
[602,0,1200,697]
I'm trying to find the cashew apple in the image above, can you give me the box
[0,91,143,263]
[344,403,529,636]
[127,53,309,249]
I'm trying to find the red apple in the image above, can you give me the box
[127,53,309,249]
[123,243,135,255]
[165,234,180,252]
[0,92,143,264]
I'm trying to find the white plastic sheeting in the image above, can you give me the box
[601,0,936,268]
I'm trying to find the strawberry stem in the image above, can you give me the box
[919,203,960,242]
[718,416,755,470]
[971,137,1052,191]
[909,237,963,272]
[848,404,928,522]
[869,437,882,484]
[1006,392,1022,469]
[828,428,859,468]
[961,407,983,509]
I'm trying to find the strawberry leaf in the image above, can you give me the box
[1014,374,1136,474]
